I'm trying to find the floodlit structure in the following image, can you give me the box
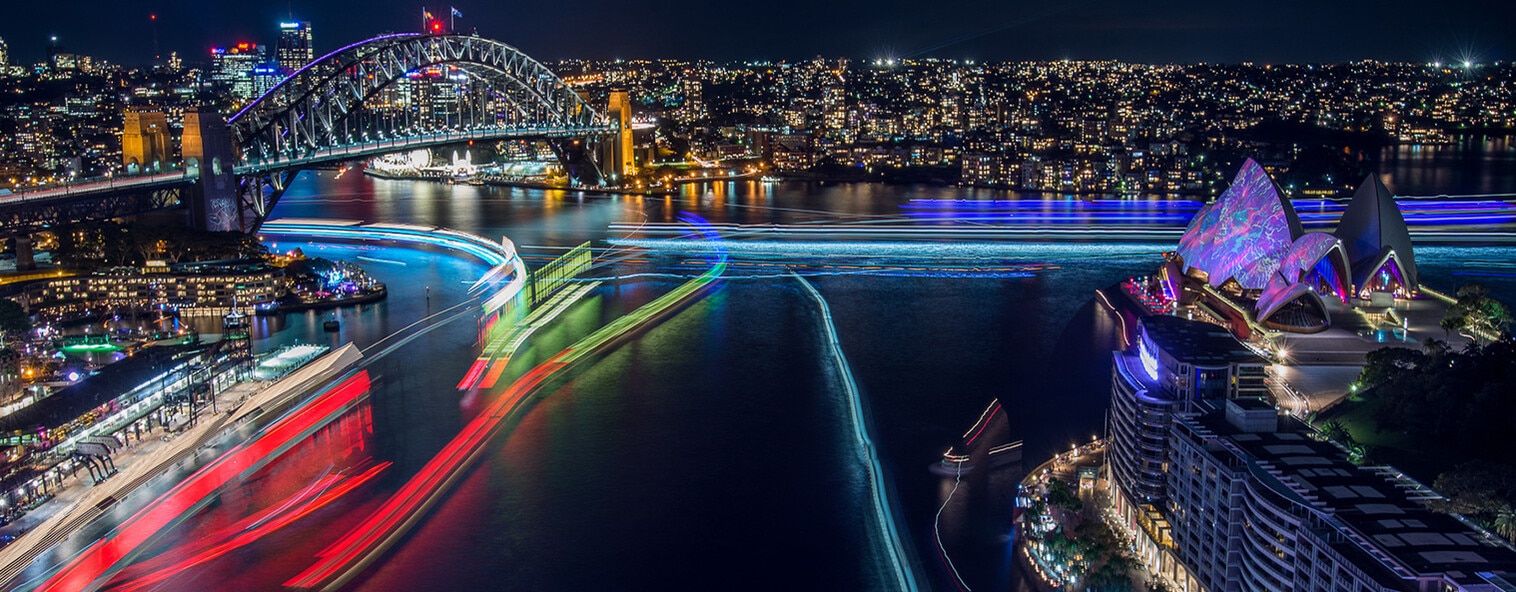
[1166,159,1417,332]
[1336,175,1419,300]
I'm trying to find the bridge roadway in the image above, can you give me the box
[0,126,611,233]
[1,31,620,233]
[0,171,193,205]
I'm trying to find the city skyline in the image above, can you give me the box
[2,0,1513,67]
[0,6,1514,591]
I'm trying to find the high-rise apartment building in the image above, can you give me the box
[1106,315,1268,582]
[1164,400,1516,592]
[1105,315,1516,591]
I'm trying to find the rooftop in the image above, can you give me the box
[1189,409,1516,588]
[1141,315,1262,367]
[0,343,207,434]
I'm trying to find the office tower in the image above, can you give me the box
[211,43,267,101]
[277,21,313,73]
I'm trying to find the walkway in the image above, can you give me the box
[0,344,361,589]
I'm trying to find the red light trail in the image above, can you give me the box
[285,357,566,590]
[37,371,372,592]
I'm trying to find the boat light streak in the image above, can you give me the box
[794,272,919,592]
[36,371,372,592]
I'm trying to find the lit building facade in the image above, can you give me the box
[605,89,635,179]
[121,108,171,173]
[1107,316,1268,585]
[1166,401,1516,592]
[19,261,280,317]
[1163,159,1420,333]
[211,43,268,101]
[276,21,313,73]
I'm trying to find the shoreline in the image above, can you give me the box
[362,167,678,197]
[257,286,388,316]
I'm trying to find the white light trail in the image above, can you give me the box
[794,272,920,592]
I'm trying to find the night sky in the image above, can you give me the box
[3,0,1512,67]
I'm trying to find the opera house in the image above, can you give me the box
[1158,158,1418,335]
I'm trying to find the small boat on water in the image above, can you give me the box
[931,399,1023,476]
[323,313,340,332]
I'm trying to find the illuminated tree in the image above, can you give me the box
[1441,283,1513,344]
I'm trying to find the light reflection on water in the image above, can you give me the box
[93,140,1516,592]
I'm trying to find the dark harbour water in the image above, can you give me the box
[75,138,1516,592]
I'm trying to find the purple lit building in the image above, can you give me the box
[1160,159,1418,334]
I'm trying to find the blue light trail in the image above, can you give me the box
[794,272,922,592]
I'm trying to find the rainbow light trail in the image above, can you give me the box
[286,216,728,591]
[259,220,517,267]
[34,371,373,592]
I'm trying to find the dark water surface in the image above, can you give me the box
[78,138,1516,592]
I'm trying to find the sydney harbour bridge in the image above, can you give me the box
[0,32,621,246]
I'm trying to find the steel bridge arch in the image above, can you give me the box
[227,33,613,173]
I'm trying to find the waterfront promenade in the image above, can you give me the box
[0,344,361,589]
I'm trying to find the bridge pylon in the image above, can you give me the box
[7,235,35,271]
[600,89,635,184]
[182,109,242,232]
[552,137,607,187]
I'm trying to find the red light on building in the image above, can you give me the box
[431,21,443,33]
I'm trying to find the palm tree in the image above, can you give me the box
[1495,506,1516,542]
[1318,420,1349,443]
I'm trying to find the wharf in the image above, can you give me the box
[0,344,362,588]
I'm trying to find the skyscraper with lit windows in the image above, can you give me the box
[276,21,313,73]
[211,44,267,101]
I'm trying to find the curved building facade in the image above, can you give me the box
[1167,402,1516,592]
[1171,159,1421,332]
[1336,175,1419,298]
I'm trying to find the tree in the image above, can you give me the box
[1495,506,1516,542]
[1433,461,1516,517]
[1357,346,1427,390]
[1046,478,1084,513]
[1318,420,1349,443]
[1441,283,1513,344]
[0,298,28,342]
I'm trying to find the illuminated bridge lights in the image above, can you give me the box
[37,371,373,592]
